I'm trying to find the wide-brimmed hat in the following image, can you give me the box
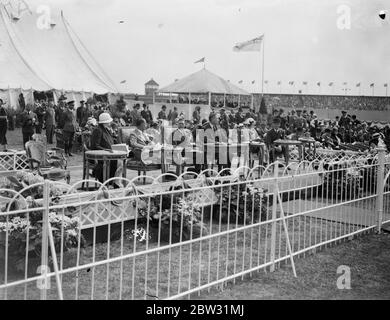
[58,95,67,101]
[98,112,113,124]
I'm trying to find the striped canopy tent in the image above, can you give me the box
[157,68,250,107]
[0,1,119,109]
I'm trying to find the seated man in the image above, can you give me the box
[145,121,161,144]
[321,128,336,149]
[128,118,152,161]
[172,118,193,147]
[287,127,305,140]
[264,117,288,164]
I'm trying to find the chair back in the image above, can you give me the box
[118,127,136,144]
[25,140,47,169]
[162,126,176,145]
[81,132,91,152]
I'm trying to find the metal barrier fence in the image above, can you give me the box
[0,147,389,300]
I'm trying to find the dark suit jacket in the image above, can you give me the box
[62,110,77,133]
[45,107,55,126]
[265,128,285,146]
[90,125,115,150]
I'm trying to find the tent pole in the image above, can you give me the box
[8,86,12,109]
[224,93,226,107]
[208,92,211,107]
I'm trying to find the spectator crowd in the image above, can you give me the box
[0,94,389,162]
[253,94,390,112]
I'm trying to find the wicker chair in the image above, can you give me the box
[25,140,70,183]
[118,127,161,184]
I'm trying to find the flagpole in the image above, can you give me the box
[261,35,265,96]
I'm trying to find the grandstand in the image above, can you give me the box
[253,93,390,122]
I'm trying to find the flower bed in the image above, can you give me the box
[0,172,85,274]
[137,184,209,243]
[212,181,268,224]
[321,162,364,200]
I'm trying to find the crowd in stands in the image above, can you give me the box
[253,94,390,112]
[157,94,251,108]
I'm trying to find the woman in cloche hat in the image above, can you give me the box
[90,112,122,187]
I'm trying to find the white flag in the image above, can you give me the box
[233,35,264,52]
[194,57,205,64]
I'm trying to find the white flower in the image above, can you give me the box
[66,229,77,238]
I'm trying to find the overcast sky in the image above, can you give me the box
[18,0,390,95]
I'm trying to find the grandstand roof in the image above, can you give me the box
[0,4,118,93]
[158,68,250,95]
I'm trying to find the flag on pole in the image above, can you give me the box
[370,83,375,87]
[238,80,243,84]
[356,83,361,87]
[302,81,308,85]
[120,80,126,84]
[194,57,205,64]
[317,82,321,86]
[329,82,333,86]
[384,83,388,87]
[289,81,294,85]
[233,35,264,52]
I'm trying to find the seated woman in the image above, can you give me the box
[90,113,122,187]
[128,118,152,161]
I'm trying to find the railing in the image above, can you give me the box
[0,151,29,171]
[0,148,388,300]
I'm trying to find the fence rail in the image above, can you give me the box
[0,147,389,300]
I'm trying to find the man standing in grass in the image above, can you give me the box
[45,100,56,144]
[21,105,36,148]
[0,99,8,151]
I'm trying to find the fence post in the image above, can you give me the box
[270,161,279,272]
[40,180,50,300]
[376,147,386,233]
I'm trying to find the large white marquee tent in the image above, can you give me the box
[0,2,119,109]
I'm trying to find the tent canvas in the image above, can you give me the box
[0,3,118,108]
[158,68,250,95]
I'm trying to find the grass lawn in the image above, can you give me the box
[196,232,390,300]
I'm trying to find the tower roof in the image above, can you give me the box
[145,78,159,86]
